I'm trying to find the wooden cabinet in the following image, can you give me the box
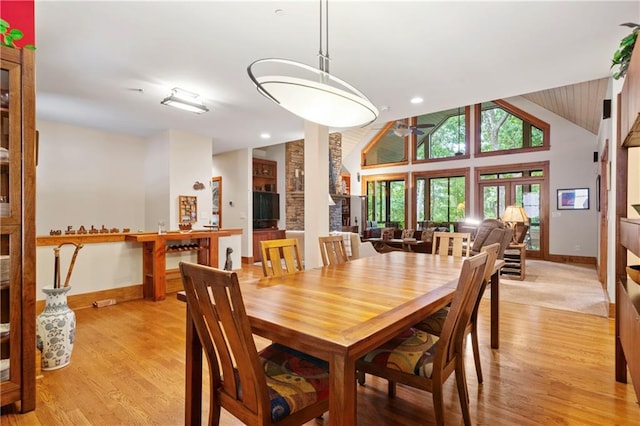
[0,46,36,412]
[252,229,285,263]
[615,36,640,402]
[252,158,277,192]
[501,243,526,280]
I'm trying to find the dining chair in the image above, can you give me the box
[355,251,490,426]
[318,235,350,266]
[414,242,501,384]
[260,238,303,277]
[179,262,329,425]
[432,231,471,258]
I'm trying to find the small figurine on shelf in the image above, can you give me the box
[88,225,99,234]
[122,228,130,233]
[77,225,87,234]
[64,226,76,235]
[99,225,109,234]
[49,229,62,236]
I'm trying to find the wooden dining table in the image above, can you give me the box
[178,251,504,425]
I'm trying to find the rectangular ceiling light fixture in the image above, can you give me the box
[161,87,209,114]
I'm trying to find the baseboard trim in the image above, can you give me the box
[546,254,596,265]
[609,302,616,319]
[35,268,186,311]
[36,284,144,312]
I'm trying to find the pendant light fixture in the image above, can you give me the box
[247,0,378,128]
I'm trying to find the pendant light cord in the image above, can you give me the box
[318,0,330,74]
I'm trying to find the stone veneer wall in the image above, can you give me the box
[285,133,343,231]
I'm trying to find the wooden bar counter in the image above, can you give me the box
[125,229,242,301]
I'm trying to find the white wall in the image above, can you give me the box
[168,129,213,229]
[344,95,600,258]
[212,149,252,257]
[36,121,147,234]
[35,121,228,300]
[145,131,171,232]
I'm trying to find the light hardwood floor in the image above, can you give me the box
[1,264,638,425]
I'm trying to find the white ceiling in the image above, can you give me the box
[34,1,639,155]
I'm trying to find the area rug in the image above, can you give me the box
[489,260,609,317]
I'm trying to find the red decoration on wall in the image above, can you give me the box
[1,0,35,46]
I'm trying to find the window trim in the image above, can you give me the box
[361,173,409,228]
[412,106,471,164]
[474,99,550,157]
[361,120,409,169]
[411,168,470,229]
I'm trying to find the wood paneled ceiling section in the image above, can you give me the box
[522,78,608,135]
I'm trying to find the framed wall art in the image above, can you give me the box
[557,188,589,210]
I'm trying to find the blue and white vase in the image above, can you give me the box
[36,286,75,370]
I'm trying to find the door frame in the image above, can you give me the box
[475,161,549,260]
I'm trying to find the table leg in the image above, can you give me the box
[185,304,203,426]
[490,270,499,349]
[328,354,356,425]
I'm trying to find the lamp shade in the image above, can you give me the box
[248,59,378,128]
[501,206,529,223]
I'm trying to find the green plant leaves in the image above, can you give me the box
[611,24,639,80]
[0,17,34,49]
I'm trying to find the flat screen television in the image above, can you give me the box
[253,192,279,227]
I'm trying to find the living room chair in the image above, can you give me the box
[414,243,501,384]
[469,218,513,259]
[179,262,329,425]
[318,235,349,266]
[355,251,490,426]
[432,231,471,258]
[260,238,303,277]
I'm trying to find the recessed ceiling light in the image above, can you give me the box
[410,97,424,104]
[260,133,271,139]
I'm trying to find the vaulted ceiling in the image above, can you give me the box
[33,1,637,154]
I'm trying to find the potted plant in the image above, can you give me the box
[612,22,640,80]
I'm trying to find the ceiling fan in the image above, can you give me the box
[392,121,434,137]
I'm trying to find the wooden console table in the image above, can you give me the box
[125,229,241,301]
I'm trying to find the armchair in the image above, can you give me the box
[469,218,513,259]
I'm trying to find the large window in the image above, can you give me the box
[414,107,469,162]
[363,174,407,228]
[361,121,408,168]
[413,169,469,228]
[477,100,549,154]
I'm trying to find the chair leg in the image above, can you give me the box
[432,382,445,426]
[471,323,484,384]
[387,380,397,397]
[455,363,472,426]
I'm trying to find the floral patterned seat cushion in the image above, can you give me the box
[414,306,450,335]
[359,328,440,378]
[256,343,330,422]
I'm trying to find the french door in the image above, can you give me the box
[476,163,548,259]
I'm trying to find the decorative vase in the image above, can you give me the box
[36,286,75,371]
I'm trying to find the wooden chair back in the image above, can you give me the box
[432,231,471,258]
[355,251,489,425]
[179,262,270,424]
[436,251,489,371]
[260,238,303,277]
[318,235,350,267]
